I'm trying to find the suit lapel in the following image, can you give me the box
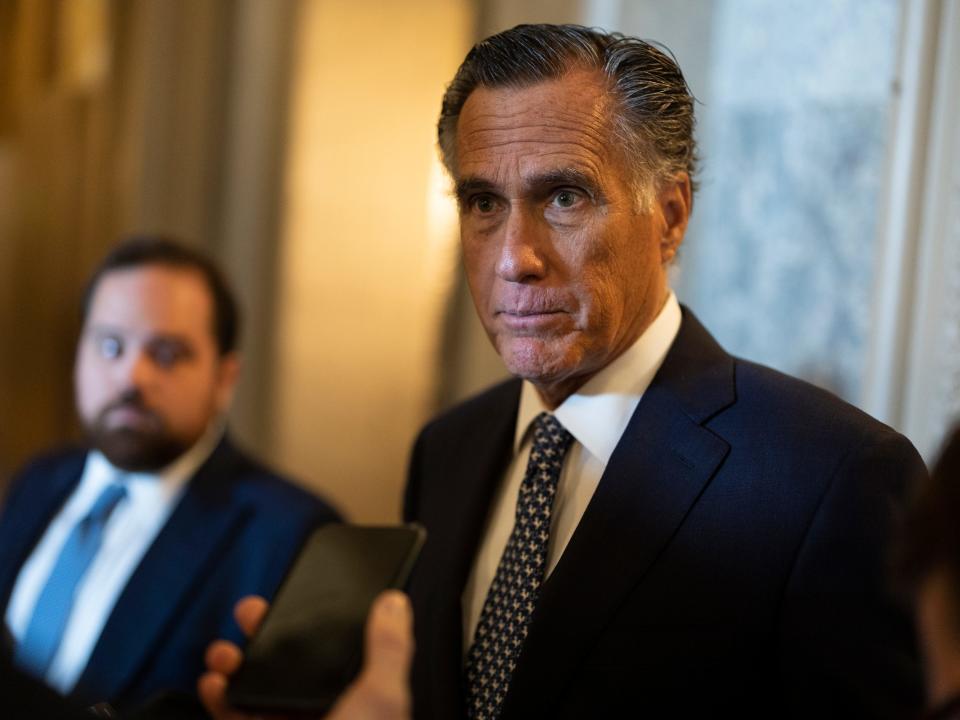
[412,381,520,720]
[74,440,249,703]
[0,454,85,609]
[501,310,736,716]
[439,387,522,604]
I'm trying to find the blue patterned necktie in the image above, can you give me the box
[465,412,574,720]
[15,481,127,678]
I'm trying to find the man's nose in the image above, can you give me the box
[495,206,548,282]
[123,349,157,389]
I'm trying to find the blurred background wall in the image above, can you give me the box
[1,0,958,520]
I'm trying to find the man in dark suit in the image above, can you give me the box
[193,23,925,720]
[403,24,926,719]
[0,237,337,714]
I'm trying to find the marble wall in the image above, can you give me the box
[677,0,899,402]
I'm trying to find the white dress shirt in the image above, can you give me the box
[462,292,682,648]
[5,424,222,693]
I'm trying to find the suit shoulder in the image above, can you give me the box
[405,378,519,524]
[6,446,85,498]
[12,446,86,478]
[415,378,521,445]
[0,447,85,521]
[731,358,919,458]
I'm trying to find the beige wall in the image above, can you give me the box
[0,0,475,519]
[0,0,127,486]
[271,0,471,522]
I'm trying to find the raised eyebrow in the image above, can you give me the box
[455,169,601,198]
[528,168,600,194]
[88,324,122,334]
[147,334,195,350]
[86,325,126,342]
[454,178,498,203]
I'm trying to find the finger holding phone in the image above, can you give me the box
[198,590,413,720]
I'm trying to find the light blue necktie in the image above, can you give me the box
[15,481,127,678]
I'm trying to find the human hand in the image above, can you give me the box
[198,591,413,720]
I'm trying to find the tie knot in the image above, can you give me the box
[531,412,574,457]
[85,482,127,526]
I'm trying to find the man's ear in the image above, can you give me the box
[215,352,242,412]
[657,173,692,264]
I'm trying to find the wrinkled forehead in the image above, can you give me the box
[454,70,622,182]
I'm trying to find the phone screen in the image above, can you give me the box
[226,523,425,714]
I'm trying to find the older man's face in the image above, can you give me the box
[454,69,689,406]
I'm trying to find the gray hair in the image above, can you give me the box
[437,24,698,205]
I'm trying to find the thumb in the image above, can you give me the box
[326,591,414,720]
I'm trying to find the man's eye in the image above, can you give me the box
[98,336,122,359]
[551,189,581,208]
[471,195,497,214]
[149,343,189,369]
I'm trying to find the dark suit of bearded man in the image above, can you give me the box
[0,436,337,713]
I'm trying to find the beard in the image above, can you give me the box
[83,390,193,472]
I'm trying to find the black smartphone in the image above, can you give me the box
[225,523,425,714]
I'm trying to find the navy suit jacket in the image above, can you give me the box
[0,436,338,713]
[405,310,925,719]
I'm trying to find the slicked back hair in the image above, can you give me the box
[437,23,698,205]
[80,235,240,356]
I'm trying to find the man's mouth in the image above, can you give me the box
[497,309,566,331]
[102,403,159,430]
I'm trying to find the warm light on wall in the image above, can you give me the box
[424,153,461,302]
[59,0,110,92]
[271,0,471,522]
